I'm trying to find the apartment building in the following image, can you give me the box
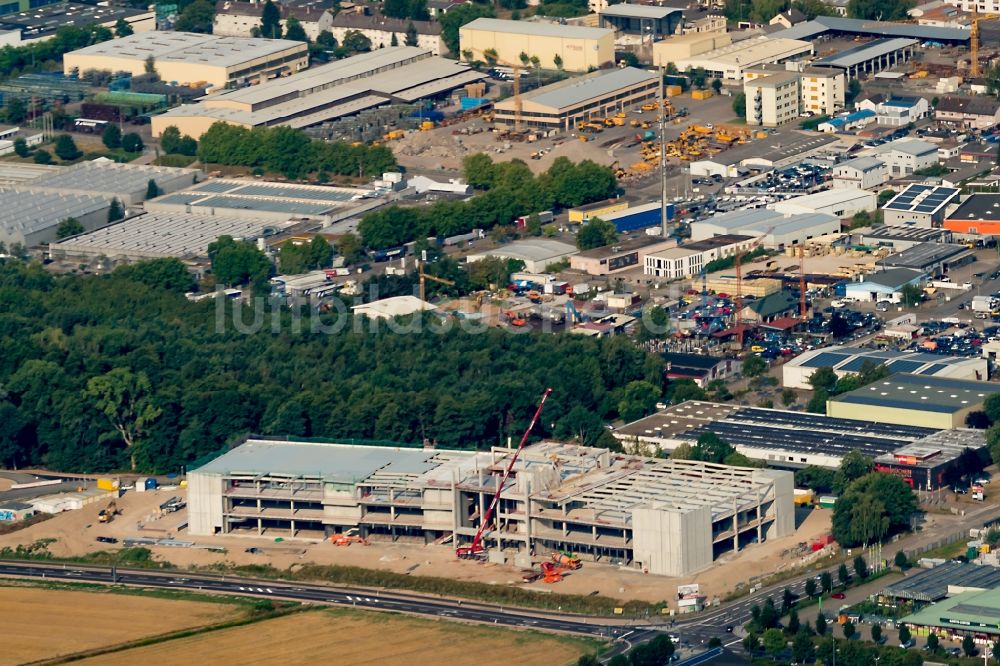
[744,64,844,120]
[745,71,801,127]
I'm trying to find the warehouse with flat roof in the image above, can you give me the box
[875,241,974,274]
[152,47,484,138]
[771,15,970,44]
[902,587,1000,643]
[689,131,840,177]
[783,346,987,389]
[771,188,876,218]
[143,178,370,222]
[63,32,309,89]
[674,36,814,81]
[828,373,1000,429]
[881,561,1000,605]
[493,67,659,130]
[460,18,614,72]
[882,184,961,227]
[0,188,111,246]
[22,161,202,205]
[466,239,577,272]
[50,211,289,262]
[599,3,683,38]
[187,437,794,576]
[690,208,841,249]
[944,193,1000,235]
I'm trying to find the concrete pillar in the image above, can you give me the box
[290,519,295,537]
[257,517,262,536]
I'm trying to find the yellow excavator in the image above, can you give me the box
[98,500,119,524]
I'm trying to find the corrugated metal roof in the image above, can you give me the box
[600,3,679,19]
[772,16,970,42]
[518,67,657,111]
[462,17,613,39]
[813,37,918,68]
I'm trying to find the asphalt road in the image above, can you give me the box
[0,559,662,657]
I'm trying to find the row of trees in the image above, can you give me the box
[0,257,662,473]
[806,360,890,413]
[832,471,918,546]
[670,432,760,467]
[0,25,113,81]
[101,125,144,153]
[196,122,396,180]
[358,155,616,250]
[722,0,909,23]
[158,126,198,157]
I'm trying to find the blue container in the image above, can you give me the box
[460,97,489,110]
[144,477,158,490]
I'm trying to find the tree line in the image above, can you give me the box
[0,257,661,473]
[805,361,890,413]
[359,154,616,250]
[0,25,113,82]
[196,121,397,180]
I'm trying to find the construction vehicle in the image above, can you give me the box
[540,561,565,583]
[98,500,119,523]
[551,552,582,569]
[456,388,553,560]
[526,290,542,303]
[692,124,714,134]
[640,102,658,112]
[629,119,641,127]
[419,120,435,131]
[331,532,369,546]
[418,266,455,302]
[503,310,527,326]
[383,129,405,140]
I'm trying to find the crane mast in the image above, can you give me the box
[456,388,553,559]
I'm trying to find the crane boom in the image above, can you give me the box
[456,388,553,559]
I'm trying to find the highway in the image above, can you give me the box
[0,559,660,652]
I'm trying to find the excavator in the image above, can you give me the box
[503,310,527,327]
[98,500,119,524]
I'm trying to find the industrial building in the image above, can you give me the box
[615,402,981,485]
[466,239,577,273]
[832,157,888,190]
[21,161,201,206]
[770,15,970,44]
[570,237,676,276]
[811,38,918,78]
[673,36,814,81]
[849,225,952,250]
[944,194,1000,235]
[875,242,974,274]
[0,2,154,43]
[880,561,1000,607]
[187,437,795,577]
[872,138,940,177]
[50,211,286,263]
[63,32,309,89]
[817,109,876,134]
[874,430,990,490]
[882,184,961,227]
[0,188,111,247]
[493,67,659,130]
[935,96,1000,129]
[782,346,986,390]
[459,18,614,72]
[689,131,839,178]
[568,198,629,224]
[352,296,437,320]
[690,208,842,249]
[599,4,683,38]
[843,267,926,303]
[152,47,484,138]
[644,234,757,279]
[661,353,739,387]
[857,95,930,127]
[652,31,731,68]
[902,587,1000,644]
[771,188,876,218]
[143,179,370,223]
[828,374,1000,429]
[595,201,675,233]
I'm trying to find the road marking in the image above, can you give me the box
[266,588,273,594]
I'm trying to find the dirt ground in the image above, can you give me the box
[0,585,239,665]
[0,486,832,606]
[77,608,593,666]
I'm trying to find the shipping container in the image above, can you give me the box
[96,478,119,491]
[568,199,629,223]
[598,201,675,233]
[135,477,148,493]
[818,495,837,508]
[665,85,683,97]
[691,90,714,100]
[460,97,490,110]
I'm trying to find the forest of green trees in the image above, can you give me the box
[0,258,661,474]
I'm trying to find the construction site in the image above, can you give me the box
[186,419,795,579]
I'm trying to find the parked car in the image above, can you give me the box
[832,592,846,599]
[875,301,891,312]
[95,536,118,544]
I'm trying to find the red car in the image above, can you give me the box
[832,592,846,599]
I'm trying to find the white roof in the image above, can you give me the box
[352,295,437,319]
[771,188,875,214]
[876,138,938,156]
[461,18,613,40]
[67,31,305,68]
[600,3,679,19]
[837,156,885,172]
[471,239,577,262]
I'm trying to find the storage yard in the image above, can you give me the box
[75,608,596,666]
[0,586,240,664]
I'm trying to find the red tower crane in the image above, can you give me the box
[734,228,772,348]
[456,388,553,560]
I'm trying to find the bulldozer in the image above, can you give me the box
[330,528,368,546]
[98,500,119,524]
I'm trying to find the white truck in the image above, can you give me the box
[972,295,997,313]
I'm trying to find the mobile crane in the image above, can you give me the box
[456,388,553,560]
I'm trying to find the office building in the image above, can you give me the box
[570,237,676,276]
[644,234,757,279]
[832,157,888,190]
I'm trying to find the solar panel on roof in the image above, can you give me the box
[802,352,852,368]
[885,203,911,210]
[913,205,939,213]
[918,363,947,374]
[840,358,874,372]
[886,359,924,373]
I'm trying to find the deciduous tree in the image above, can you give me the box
[85,368,161,471]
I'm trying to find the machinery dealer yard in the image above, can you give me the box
[0,586,240,665]
[76,608,595,666]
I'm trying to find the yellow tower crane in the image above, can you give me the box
[465,47,523,131]
[419,267,456,302]
[971,9,1000,78]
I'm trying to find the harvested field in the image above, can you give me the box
[0,586,240,665]
[80,609,596,666]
